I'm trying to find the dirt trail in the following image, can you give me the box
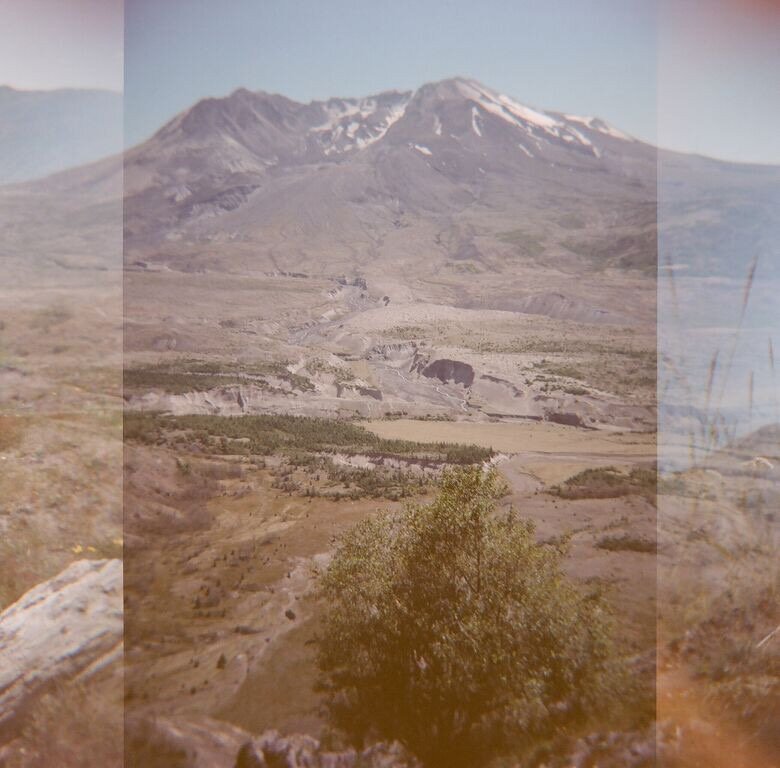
[659,664,779,768]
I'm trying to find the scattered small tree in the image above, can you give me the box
[317,467,622,766]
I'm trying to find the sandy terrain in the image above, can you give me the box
[124,417,659,741]
[365,419,655,457]
[0,281,123,608]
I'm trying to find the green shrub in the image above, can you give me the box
[123,359,314,394]
[317,467,621,767]
[552,466,656,504]
[123,412,163,444]
[538,363,585,380]
[596,534,657,554]
[123,412,493,465]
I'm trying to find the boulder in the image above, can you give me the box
[125,715,252,768]
[125,718,419,768]
[547,410,587,428]
[0,558,122,742]
[420,359,475,387]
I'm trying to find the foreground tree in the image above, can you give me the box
[317,467,622,766]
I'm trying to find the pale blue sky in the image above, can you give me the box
[123,0,780,164]
[1,0,122,91]
[124,0,659,148]
[2,1,777,163]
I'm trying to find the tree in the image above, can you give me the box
[316,467,621,766]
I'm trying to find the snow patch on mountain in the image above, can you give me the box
[453,78,600,154]
[314,98,377,132]
[471,106,483,137]
[565,126,592,148]
[455,79,558,130]
[311,95,409,155]
[564,114,633,141]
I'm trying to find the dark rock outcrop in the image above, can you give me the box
[547,411,587,428]
[420,358,475,387]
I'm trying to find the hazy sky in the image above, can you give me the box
[658,0,780,164]
[1,0,123,91]
[122,0,778,163]
[1,1,778,163]
[124,0,659,148]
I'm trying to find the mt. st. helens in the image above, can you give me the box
[117,77,665,430]
[123,76,659,279]
[127,76,639,176]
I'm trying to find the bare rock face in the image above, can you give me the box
[125,717,420,768]
[546,411,588,428]
[235,731,420,768]
[125,715,253,768]
[420,358,475,387]
[0,558,123,741]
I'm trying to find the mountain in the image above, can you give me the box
[0,86,122,183]
[4,76,776,322]
[5,75,774,428]
[121,76,670,322]
[126,77,641,184]
[124,77,657,257]
[123,76,778,279]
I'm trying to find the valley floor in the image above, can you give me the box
[123,415,659,743]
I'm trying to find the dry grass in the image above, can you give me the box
[0,527,48,610]
[0,411,122,609]
[365,419,656,457]
[2,681,122,768]
[0,414,25,451]
[659,252,780,762]
[596,534,657,554]
[663,571,780,758]
[124,412,493,464]
[551,466,657,504]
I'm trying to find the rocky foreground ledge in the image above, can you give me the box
[0,558,123,742]
[124,713,662,767]
[0,560,660,767]
[125,714,420,768]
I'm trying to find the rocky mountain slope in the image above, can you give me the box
[4,77,775,426]
[123,77,660,281]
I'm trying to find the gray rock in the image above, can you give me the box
[0,558,122,741]
[235,731,417,768]
[126,714,253,768]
